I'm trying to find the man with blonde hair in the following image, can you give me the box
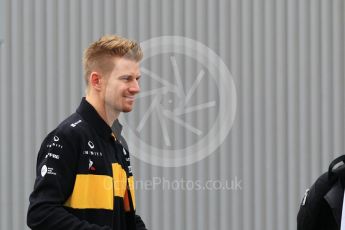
[27,35,147,230]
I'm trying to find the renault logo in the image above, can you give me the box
[88,141,94,149]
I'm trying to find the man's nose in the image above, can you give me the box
[129,80,140,94]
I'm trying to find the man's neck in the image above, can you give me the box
[85,95,119,127]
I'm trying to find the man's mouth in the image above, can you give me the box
[124,96,135,101]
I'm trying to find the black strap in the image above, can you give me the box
[329,155,345,181]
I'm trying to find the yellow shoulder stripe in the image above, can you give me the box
[64,174,114,210]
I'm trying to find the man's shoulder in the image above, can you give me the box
[46,113,92,143]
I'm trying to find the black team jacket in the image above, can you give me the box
[27,98,147,230]
[297,155,345,230]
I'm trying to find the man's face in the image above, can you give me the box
[103,57,141,115]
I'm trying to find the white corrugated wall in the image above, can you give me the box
[0,0,344,229]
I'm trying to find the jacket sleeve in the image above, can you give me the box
[27,130,111,230]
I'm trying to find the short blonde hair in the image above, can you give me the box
[83,35,143,85]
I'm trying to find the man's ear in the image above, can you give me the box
[89,72,103,91]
